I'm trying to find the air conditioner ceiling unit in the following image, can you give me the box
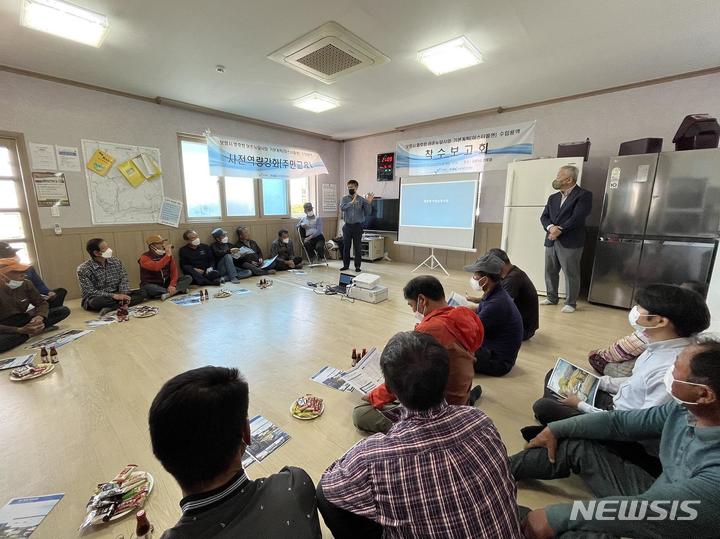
[268,21,390,84]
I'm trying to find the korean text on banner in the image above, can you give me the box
[206,133,328,179]
[396,121,536,176]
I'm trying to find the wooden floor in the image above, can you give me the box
[0,260,630,538]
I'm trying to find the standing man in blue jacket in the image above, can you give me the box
[540,165,592,313]
[339,180,374,272]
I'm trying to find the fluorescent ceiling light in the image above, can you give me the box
[293,92,339,113]
[418,36,483,76]
[21,0,109,48]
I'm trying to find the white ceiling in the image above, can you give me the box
[1,0,719,140]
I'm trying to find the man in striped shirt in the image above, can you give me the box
[318,331,522,538]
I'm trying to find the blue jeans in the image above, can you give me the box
[216,254,252,280]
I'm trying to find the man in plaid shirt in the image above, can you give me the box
[318,331,522,538]
[77,238,146,314]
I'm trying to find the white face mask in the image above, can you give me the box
[413,300,427,323]
[7,279,23,289]
[282,238,290,244]
[470,276,483,292]
[628,305,660,333]
[191,238,201,246]
[306,212,315,218]
[221,236,229,244]
[101,248,113,259]
[153,247,166,256]
[663,365,710,406]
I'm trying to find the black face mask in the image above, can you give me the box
[348,188,356,196]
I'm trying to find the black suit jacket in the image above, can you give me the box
[540,185,592,248]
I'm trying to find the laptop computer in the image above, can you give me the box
[330,272,354,294]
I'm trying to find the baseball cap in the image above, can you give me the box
[464,253,504,275]
[211,228,227,238]
[0,242,19,258]
[146,235,166,245]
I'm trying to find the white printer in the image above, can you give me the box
[347,273,388,303]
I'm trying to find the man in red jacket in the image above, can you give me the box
[139,235,192,301]
[352,275,484,433]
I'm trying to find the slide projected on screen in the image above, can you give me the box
[398,174,479,250]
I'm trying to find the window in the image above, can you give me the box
[0,138,35,265]
[179,135,316,221]
[290,177,310,218]
[180,139,221,219]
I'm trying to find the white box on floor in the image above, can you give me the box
[347,284,389,304]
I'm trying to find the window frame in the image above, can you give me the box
[179,134,315,223]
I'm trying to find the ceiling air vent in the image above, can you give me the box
[268,21,390,84]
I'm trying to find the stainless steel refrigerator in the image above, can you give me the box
[589,148,720,308]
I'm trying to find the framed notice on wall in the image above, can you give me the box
[32,172,70,207]
[377,152,395,181]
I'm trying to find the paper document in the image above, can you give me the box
[55,146,81,172]
[260,255,278,269]
[28,142,57,171]
[25,329,91,350]
[0,354,35,371]
[547,358,600,406]
[311,366,354,392]
[340,347,384,395]
[0,493,64,538]
[245,415,290,462]
[447,291,475,308]
[157,197,183,228]
[170,294,202,306]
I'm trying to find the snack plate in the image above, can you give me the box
[10,363,54,381]
[107,471,154,522]
[290,395,325,420]
[214,289,233,298]
[131,307,158,318]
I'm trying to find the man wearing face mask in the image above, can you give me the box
[511,340,720,539]
[339,180,374,272]
[540,165,592,313]
[528,284,711,430]
[179,230,221,286]
[352,275,485,433]
[0,258,71,353]
[139,235,192,301]
[297,202,326,263]
[270,229,303,271]
[464,254,524,378]
[77,238,147,314]
[209,228,252,283]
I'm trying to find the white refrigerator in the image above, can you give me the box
[501,157,584,297]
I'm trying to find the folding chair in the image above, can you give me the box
[296,225,328,267]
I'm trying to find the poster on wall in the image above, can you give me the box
[158,197,183,228]
[28,142,57,171]
[321,183,337,213]
[205,132,328,179]
[32,172,70,207]
[396,121,536,176]
[81,140,164,225]
[55,146,81,172]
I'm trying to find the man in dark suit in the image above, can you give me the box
[540,165,592,313]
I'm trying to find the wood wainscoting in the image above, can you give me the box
[37,218,338,299]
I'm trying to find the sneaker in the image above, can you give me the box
[161,293,170,301]
[520,425,545,442]
[468,385,483,406]
[99,307,113,316]
[339,266,350,271]
[354,267,362,272]
[219,277,226,284]
[561,305,576,313]
[539,299,557,305]
[231,277,241,284]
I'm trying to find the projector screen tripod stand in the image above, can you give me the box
[412,248,449,276]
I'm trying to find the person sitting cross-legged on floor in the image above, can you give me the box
[0,257,70,353]
[139,235,192,301]
[270,229,303,271]
[149,366,322,538]
[0,242,67,308]
[235,226,275,276]
[209,228,252,283]
[77,238,146,314]
[511,339,720,539]
[353,275,484,434]
[464,253,524,377]
[319,331,523,539]
[178,230,221,286]
[529,284,711,428]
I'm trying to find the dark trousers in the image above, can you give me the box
[304,234,326,260]
[240,261,267,276]
[316,483,382,539]
[142,275,193,299]
[182,265,220,285]
[342,223,363,269]
[0,308,72,353]
[474,346,514,376]
[275,257,303,271]
[533,368,614,425]
[47,288,67,309]
[82,290,147,312]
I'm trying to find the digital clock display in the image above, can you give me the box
[377,152,394,181]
